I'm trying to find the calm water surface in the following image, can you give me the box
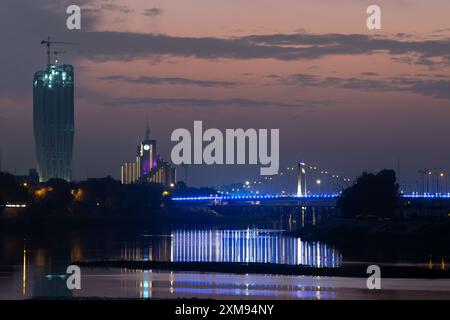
[0,226,449,299]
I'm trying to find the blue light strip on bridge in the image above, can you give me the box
[172,194,338,201]
[171,193,450,201]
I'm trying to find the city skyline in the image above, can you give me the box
[0,0,450,188]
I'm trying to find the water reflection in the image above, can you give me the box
[93,268,339,300]
[120,229,342,267]
[3,228,342,299]
[22,247,27,296]
[170,229,341,267]
[1,227,450,299]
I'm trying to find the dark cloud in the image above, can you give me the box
[143,8,164,17]
[103,97,317,109]
[361,72,378,76]
[57,32,450,68]
[289,74,321,86]
[241,33,450,62]
[99,3,133,14]
[390,78,450,100]
[285,73,450,100]
[394,33,414,39]
[70,32,308,61]
[99,75,238,87]
[322,77,393,91]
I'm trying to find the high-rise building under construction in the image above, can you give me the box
[33,63,74,182]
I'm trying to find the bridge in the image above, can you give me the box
[172,193,450,205]
[172,161,450,217]
[179,161,448,199]
[171,193,450,221]
[172,194,339,206]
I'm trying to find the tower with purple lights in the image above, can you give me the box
[139,123,157,176]
[121,124,176,187]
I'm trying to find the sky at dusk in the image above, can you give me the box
[0,0,450,191]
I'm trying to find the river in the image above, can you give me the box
[0,226,449,299]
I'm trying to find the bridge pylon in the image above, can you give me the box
[297,162,307,197]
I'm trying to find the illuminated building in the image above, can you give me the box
[121,160,140,185]
[33,64,74,182]
[121,125,176,187]
[139,125,157,176]
[145,158,177,187]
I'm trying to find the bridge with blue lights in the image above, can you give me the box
[173,160,450,213]
[172,193,450,208]
[173,194,338,206]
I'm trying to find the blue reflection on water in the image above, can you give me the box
[120,229,342,268]
[169,229,341,267]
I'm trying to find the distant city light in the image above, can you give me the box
[4,204,27,208]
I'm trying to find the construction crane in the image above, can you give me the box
[40,37,79,67]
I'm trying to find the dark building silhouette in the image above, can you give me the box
[14,169,39,185]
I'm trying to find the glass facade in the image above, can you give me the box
[33,64,74,182]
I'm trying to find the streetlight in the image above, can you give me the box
[316,179,321,194]
[438,172,445,194]
[427,170,432,194]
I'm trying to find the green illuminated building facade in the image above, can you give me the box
[33,64,74,182]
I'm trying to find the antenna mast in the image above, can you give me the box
[145,117,151,140]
